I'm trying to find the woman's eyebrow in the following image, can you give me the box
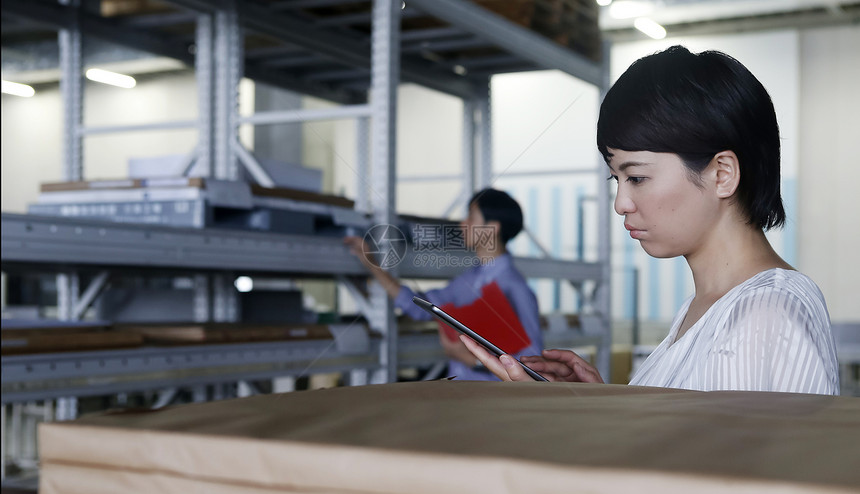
[617,161,651,172]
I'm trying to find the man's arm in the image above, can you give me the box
[343,236,402,299]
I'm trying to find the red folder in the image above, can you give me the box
[438,281,531,355]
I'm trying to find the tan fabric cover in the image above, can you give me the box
[39,381,860,493]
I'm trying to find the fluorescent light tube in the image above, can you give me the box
[2,80,35,97]
[634,17,667,39]
[85,68,136,89]
[609,1,652,19]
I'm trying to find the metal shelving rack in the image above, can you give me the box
[1,0,611,390]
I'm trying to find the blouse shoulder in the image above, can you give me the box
[724,268,829,328]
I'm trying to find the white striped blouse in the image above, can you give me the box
[629,268,840,395]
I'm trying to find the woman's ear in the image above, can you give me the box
[712,150,740,198]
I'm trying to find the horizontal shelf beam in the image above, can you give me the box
[1,339,381,403]
[399,249,603,283]
[407,0,603,86]
[1,213,367,276]
[2,213,606,283]
[79,120,198,136]
[238,105,371,126]
[235,1,478,99]
[0,0,364,105]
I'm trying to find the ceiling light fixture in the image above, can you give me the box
[596,0,612,6]
[634,17,667,39]
[609,0,652,19]
[85,68,136,89]
[234,276,254,293]
[1,80,36,97]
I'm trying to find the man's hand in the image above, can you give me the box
[438,330,479,366]
[342,235,402,299]
[343,236,376,268]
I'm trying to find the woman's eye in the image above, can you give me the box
[627,176,645,185]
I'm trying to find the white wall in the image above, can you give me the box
[1,71,199,213]
[798,25,860,322]
[331,83,465,216]
[491,71,601,313]
[2,86,64,213]
[1,71,259,213]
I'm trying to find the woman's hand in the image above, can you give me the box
[521,350,603,383]
[460,335,604,383]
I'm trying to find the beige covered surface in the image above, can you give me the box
[39,381,860,493]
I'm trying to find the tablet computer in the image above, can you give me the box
[412,296,549,382]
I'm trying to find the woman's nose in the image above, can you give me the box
[614,188,635,216]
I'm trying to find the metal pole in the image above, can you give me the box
[233,138,276,187]
[71,271,109,320]
[214,0,241,180]
[1,404,6,480]
[370,0,400,384]
[56,272,80,321]
[594,40,613,382]
[212,273,237,322]
[59,0,83,181]
[196,12,215,177]
[356,116,370,213]
[192,274,209,323]
[474,79,492,189]
[461,96,476,215]
[632,267,640,346]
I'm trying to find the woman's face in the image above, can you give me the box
[607,148,720,258]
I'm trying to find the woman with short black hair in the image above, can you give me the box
[463,45,839,395]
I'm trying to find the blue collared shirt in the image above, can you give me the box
[395,253,542,381]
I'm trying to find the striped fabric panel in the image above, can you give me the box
[629,269,840,395]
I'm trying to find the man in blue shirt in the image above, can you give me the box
[345,188,541,380]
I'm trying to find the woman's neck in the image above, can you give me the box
[685,216,791,299]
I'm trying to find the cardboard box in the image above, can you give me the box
[40,381,860,493]
[610,345,633,385]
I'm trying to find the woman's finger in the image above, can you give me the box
[459,335,512,381]
[498,354,532,381]
[541,348,591,366]
[523,359,577,380]
[573,362,604,384]
[522,351,604,383]
[459,335,537,382]
[542,349,603,382]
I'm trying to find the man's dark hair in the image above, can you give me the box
[469,188,524,244]
[596,45,785,230]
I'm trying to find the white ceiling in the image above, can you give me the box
[599,0,855,30]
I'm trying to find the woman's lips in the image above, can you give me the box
[625,224,645,240]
